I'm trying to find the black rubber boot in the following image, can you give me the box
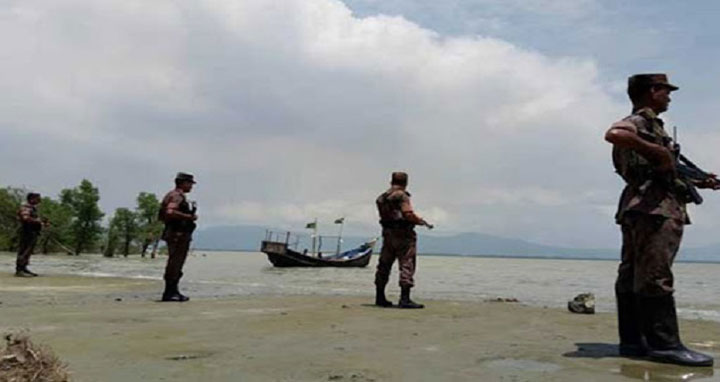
[616,291,646,357]
[14,267,33,278]
[398,287,424,309]
[176,272,189,301]
[375,285,393,307]
[23,267,38,277]
[161,280,189,302]
[175,282,189,302]
[639,295,713,366]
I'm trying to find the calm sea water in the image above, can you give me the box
[2,251,719,321]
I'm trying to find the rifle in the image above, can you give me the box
[671,126,719,205]
[49,237,75,255]
[635,127,718,205]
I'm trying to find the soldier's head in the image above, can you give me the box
[627,73,678,114]
[390,172,408,188]
[174,172,196,193]
[26,192,41,205]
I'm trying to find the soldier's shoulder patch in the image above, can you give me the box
[625,114,651,133]
[164,189,184,204]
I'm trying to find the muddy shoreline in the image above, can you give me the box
[1,272,719,381]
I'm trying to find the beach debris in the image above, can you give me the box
[166,354,198,361]
[327,372,376,381]
[568,293,595,314]
[487,297,519,303]
[0,332,70,382]
[165,351,214,361]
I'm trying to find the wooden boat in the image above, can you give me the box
[261,238,376,268]
[261,225,376,267]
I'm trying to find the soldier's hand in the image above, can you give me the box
[697,174,720,190]
[191,214,198,221]
[426,223,434,230]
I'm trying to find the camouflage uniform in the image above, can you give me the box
[613,107,687,297]
[16,203,42,271]
[609,74,713,366]
[375,187,418,289]
[160,188,196,285]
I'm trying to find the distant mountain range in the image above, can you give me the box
[193,224,720,262]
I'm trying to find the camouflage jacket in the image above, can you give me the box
[17,203,41,232]
[376,187,414,229]
[612,107,688,224]
[159,189,196,234]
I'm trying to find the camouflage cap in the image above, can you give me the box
[391,172,408,186]
[628,73,679,92]
[175,172,196,184]
[26,192,41,201]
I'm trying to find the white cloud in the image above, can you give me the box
[0,0,661,248]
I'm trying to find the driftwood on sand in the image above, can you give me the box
[0,332,70,382]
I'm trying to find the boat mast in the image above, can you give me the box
[311,217,318,255]
[336,217,345,255]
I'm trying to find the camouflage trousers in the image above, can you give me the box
[616,214,683,297]
[163,230,192,282]
[16,230,39,269]
[375,229,417,289]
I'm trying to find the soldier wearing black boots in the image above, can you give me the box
[15,192,45,277]
[605,74,718,366]
[158,172,198,302]
[374,172,433,309]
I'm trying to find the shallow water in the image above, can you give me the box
[2,251,720,321]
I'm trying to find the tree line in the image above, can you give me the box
[0,179,164,258]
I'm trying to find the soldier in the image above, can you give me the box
[15,192,45,277]
[158,172,198,302]
[374,172,433,309]
[605,74,718,366]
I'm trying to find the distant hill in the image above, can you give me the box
[193,225,720,262]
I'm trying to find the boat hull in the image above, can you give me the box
[261,240,374,268]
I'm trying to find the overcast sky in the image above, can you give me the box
[2,0,720,249]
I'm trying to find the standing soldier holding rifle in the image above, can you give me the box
[15,192,46,277]
[158,172,198,302]
[374,172,433,309]
[605,73,719,366]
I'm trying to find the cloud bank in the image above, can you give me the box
[0,0,644,248]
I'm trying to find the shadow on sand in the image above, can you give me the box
[563,342,623,358]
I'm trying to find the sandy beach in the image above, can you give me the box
[1,271,719,381]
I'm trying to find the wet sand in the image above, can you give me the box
[1,273,719,381]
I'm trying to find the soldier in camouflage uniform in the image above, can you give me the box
[374,172,433,309]
[15,192,44,277]
[605,74,718,366]
[158,172,198,302]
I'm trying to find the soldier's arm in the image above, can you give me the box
[695,176,720,190]
[165,196,196,221]
[605,121,675,172]
[400,198,432,228]
[19,208,42,225]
